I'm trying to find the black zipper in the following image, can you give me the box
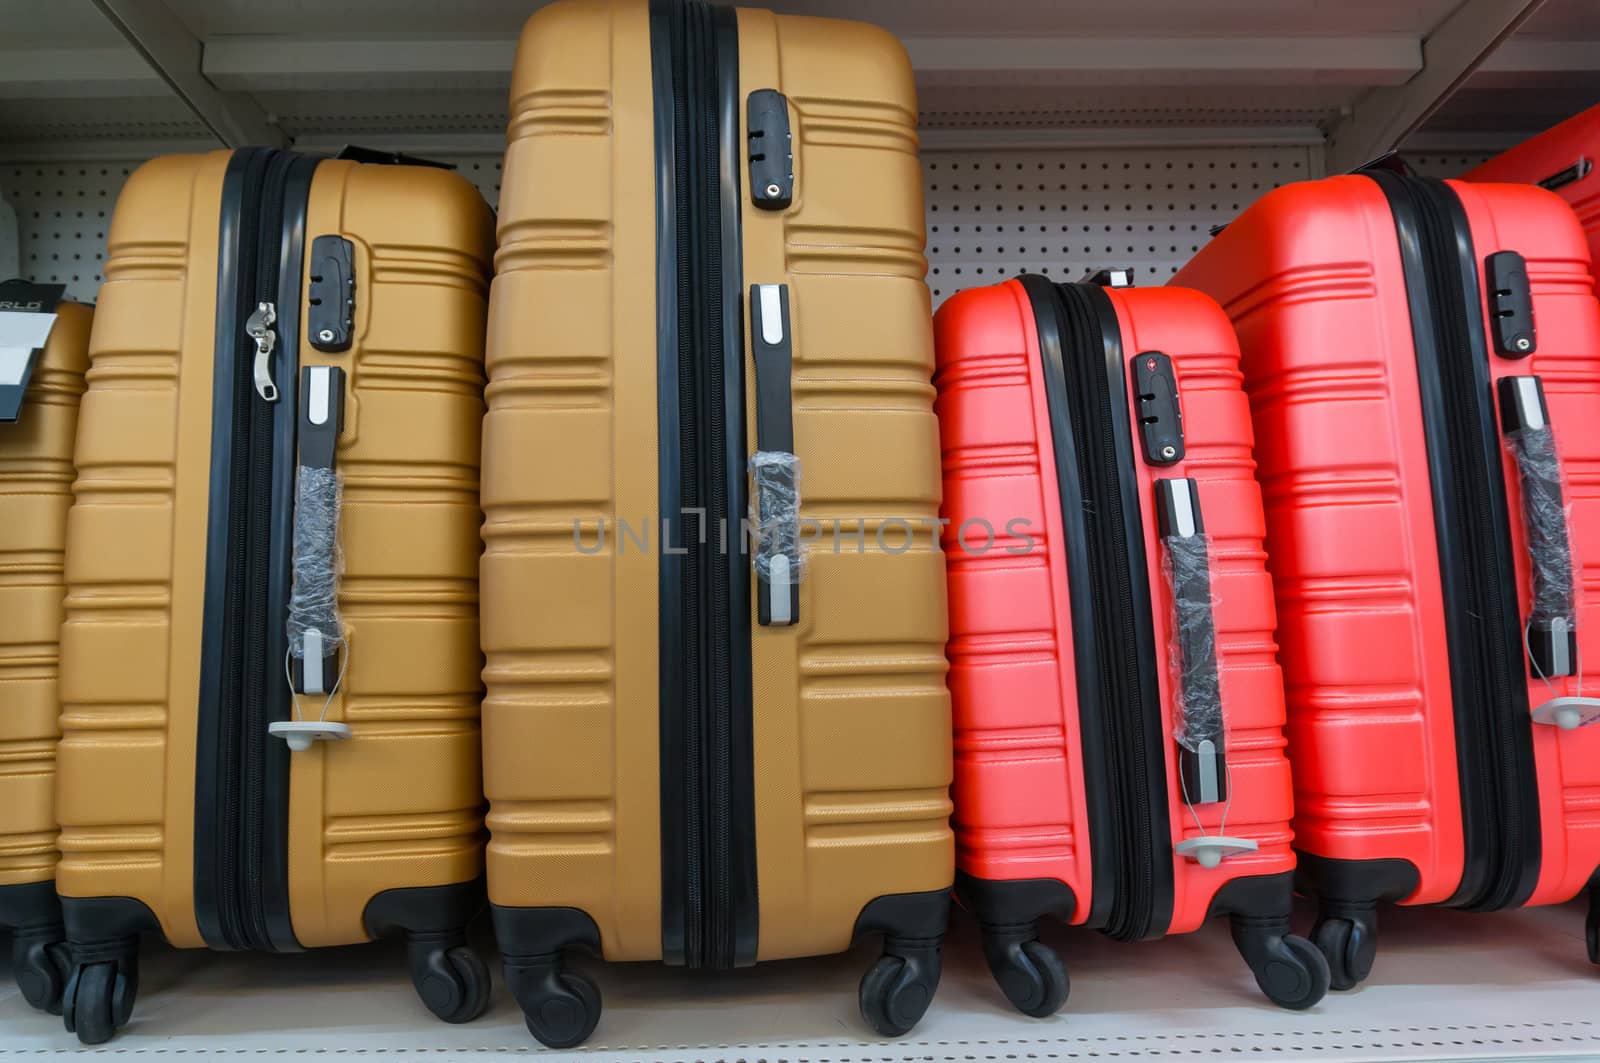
[651,0,757,971]
[196,148,307,952]
[1022,277,1174,941]
[1369,173,1542,912]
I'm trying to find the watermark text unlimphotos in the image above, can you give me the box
[571,513,1039,557]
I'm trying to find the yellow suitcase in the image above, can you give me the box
[0,287,89,1014]
[56,150,494,1043]
[483,0,952,1046]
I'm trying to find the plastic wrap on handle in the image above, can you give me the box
[286,465,345,661]
[1503,411,1575,625]
[1165,529,1222,752]
[1499,376,1579,677]
[750,450,801,625]
[1156,478,1227,806]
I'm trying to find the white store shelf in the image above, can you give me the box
[2,4,1598,1062]
[3,902,1598,1060]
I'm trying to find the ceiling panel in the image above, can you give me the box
[1411,0,1600,146]
[0,0,125,46]
[160,0,1463,39]
[1,0,1589,153]
[0,96,208,144]
[917,85,1352,131]
[1514,0,1600,38]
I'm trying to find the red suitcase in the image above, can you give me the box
[1174,173,1600,989]
[934,275,1330,1016]
[1464,105,1600,276]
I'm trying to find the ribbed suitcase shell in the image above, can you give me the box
[0,301,90,1009]
[1465,105,1600,275]
[1174,175,1600,975]
[482,0,950,1040]
[57,151,492,973]
[936,279,1318,1011]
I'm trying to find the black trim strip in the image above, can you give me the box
[1021,276,1175,941]
[1020,275,1117,930]
[711,1,759,969]
[1080,281,1175,941]
[1368,172,1541,912]
[748,284,800,628]
[258,153,317,952]
[194,148,312,953]
[650,0,757,971]
[195,147,259,950]
[1155,478,1229,807]
[648,0,688,968]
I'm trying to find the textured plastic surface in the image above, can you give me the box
[57,151,494,949]
[935,279,1293,935]
[1464,105,1600,280]
[286,466,344,660]
[748,450,802,585]
[482,0,951,964]
[1174,175,1600,910]
[0,301,89,891]
[1163,530,1222,753]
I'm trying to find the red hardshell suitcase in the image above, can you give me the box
[1174,173,1600,989]
[1464,105,1600,276]
[934,275,1330,1015]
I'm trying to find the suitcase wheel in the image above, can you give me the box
[407,940,492,1025]
[859,936,943,1037]
[508,959,602,1049]
[1311,911,1377,991]
[1231,918,1330,1012]
[979,932,1070,1018]
[61,953,137,1046]
[11,929,70,1015]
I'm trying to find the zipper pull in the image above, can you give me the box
[245,301,280,402]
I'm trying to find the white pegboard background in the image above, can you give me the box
[920,145,1319,302]
[3,147,1509,305]
[1408,152,1496,177]
[1,162,135,299]
[0,154,507,302]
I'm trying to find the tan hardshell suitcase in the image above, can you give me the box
[54,149,494,1043]
[483,0,952,1046]
[0,289,90,1014]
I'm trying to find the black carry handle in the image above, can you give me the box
[1156,478,1228,806]
[1351,150,1416,178]
[748,283,799,627]
[1499,375,1579,678]
[333,145,455,170]
[1538,157,1593,192]
[289,364,347,695]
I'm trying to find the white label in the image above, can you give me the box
[759,285,784,346]
[1168,481,1197,538]
[1196,739,1220,804]
[302,629,325,695]
[0,310,57,351]
[309,366,331,426]
[769,554,792,625]
[1515,377,1546,430]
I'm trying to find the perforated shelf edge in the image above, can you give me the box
[2,902,1596,1061]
